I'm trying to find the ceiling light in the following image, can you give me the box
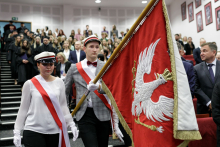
[142,1,147,3]
[95,0,101,3]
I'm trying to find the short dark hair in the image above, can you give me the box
[86,25,89,27]
[175,34,179,36]
[201,42,218,55]
[98,54,104,61]
[103,49,108,56]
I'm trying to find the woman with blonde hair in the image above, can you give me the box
[49,35,54,46]
[52,38,62,51]
[56,52,72,80]
[62,40,72,60]
[182,36,187,45]
[31,36,41,50]
[60,35,66,47]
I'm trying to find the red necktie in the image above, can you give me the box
[87,61,97,67]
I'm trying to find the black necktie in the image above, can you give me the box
[208,64,215,83]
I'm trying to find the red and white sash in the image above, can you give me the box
[31,75,70,147]
[76,60,113,116]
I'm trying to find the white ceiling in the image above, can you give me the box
[0,0,174,7]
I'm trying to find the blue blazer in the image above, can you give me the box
[193,47,203,64]
[183,61,195,98]
[68,50,86,64]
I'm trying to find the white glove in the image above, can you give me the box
[112,108,124,142]
[70,123,79,141]
[13,130,21,147]
[87,80,100,92]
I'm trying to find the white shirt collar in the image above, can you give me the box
[206,58,217,66]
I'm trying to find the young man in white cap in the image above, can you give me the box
[65,35,123,147]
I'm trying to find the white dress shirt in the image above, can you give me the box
[206,58,217,106]
[63,49,70,60]
[82,59,97,108]
[60,63,66,80]
[76,49,81,63]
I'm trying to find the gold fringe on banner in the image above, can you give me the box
[162,0,202,143]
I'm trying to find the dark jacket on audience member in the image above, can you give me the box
[56,61,72,78]
[193,47,203,64]
[68,50,86,64]
[16,46,34,84]
[34,43,58,56]
[184,43,195,55]
[183,61,195,98]
[8,43,21,79]
[211,82,220,147]
[181,56,194,65]
[194,60,220,114]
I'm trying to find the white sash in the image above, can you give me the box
[34,75,70,147]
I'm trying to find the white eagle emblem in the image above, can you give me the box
[132,38,174,124]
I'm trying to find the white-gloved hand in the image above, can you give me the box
[13,130,21,147]
[70,123,79,141]
[114,124,124,143]
[87,80,100,92]
[112,107,124,142]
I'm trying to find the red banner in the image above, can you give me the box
[102,0,183,146]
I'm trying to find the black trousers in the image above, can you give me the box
[78,108,110,147]
[23,130,59,147]
[119,122,132,146]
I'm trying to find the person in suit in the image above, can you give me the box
[193,38,206,64]
[177,42,195,98]
[56,52,72,80]
[212,82,220,146]
[65,35,123,147]
[68,41,86,64]
[194,42,219,114]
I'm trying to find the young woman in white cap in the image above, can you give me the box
[13,51,79,147]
